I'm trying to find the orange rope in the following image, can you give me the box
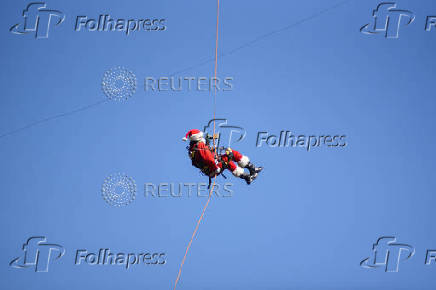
[173,1,220,289]
[212,0,220,149]
[172,181,216,290]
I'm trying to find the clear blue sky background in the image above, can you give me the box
[1,0,436,289]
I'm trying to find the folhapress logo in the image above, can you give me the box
[10,2,166,39]
[360,236,415,272]
[9,236,65,272]
[9,236,166,272]
[361,2,415,38]
[10,2,65,39]
[203,119,246,148]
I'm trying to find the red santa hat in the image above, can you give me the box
[182,129,203,142]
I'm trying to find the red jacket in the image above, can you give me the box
[189,141,219,173]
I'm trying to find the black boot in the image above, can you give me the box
[241,173,253,185]
[246,162,263,176]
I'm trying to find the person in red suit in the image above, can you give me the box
[182,129,262,184]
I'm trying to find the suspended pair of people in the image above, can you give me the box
[182,129,263,184]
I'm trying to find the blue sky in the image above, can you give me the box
[1,0,436,289]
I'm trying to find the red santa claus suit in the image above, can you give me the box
[183,129,221,176]
[219,148,250,177]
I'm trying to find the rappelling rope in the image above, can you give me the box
[173,1,220,289]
